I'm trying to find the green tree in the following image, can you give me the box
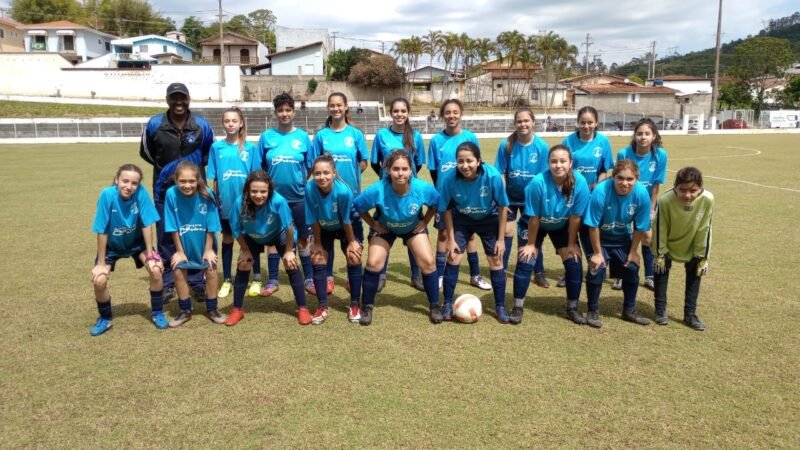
[422,30,443,81]
[327,47,369,81]
[495,30,526,106]
[248,8,276,52]
[731,37,794,117]
[777,76,800,108]
[348,55,404,88]
[718,81,752,109]
[225,14,252,36]
[11,0,83,23]
[181,16,214,53]
[83,0,173,37]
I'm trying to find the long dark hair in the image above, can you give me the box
[174,160,213,202]
[548,145,575,200]
[455,141,484,179]
[506,107,535,156]
[325,92,352,127]
[630,118,662,160]
[674,166,703,188]
[439,98,464,128]
[576,106,599,140]
[240,170,274,221]
[390,97,415,152]
[384,150,414,181]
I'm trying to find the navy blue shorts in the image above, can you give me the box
[243,233,289,257]
[220,218,232,235]
[506,205,522,222]
[369,226,427,247]
[288,201,311,240]
[433,212,445,231]
[452,216,500,256]
[320,218,364,254]
[97,248,144,272]
[586,244,636,279]
[517,217,569,251]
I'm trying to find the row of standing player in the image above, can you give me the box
[88,94,713,334]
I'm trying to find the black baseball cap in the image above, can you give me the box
[166,82,190,97]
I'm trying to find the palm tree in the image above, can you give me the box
[550,36,579,107]
[496,30,526,107]
[422,30,444,85]
[392,38,412,72]
[532,31,558,109]
[473,37,496,105]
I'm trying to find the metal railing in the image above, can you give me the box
[199,55,259,65]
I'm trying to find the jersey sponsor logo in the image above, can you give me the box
[458,206,488,215]
[319,219,340,227]
[408,203,420,215]
[222,170,247,181]
[344,137,354,147]
[387,220,414,229]
[240,151,249,162]
[541,216,564,224]
[332,154,353,163]
[440,162,457,173]
[291,139,302,150]
[593,147,602,157]
[199,204,207,215]
[576,166,596,174]
[480,186,489,197]
[600,222,628,232]
[130,202,139,215]
[508,170,532,179]
[271,155,298,166]
[179,223,205,235]
[112,226,136,236]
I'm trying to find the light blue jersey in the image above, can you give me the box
[584,179,651,247]
[438,163,509,221]
[256,128,312,202]
[370,127,426,177]
[310,125,368,194]
[427,129,479,177]
[561,131,614,187]
[523,171,590,231]
[229,191,294,245]
[494,135,550,205]
[354,178,439,235]
[305,178,354,231]
[616,146,668,195]
[92,185,160,256]
[206,139,258,219]
[164,186,221,264]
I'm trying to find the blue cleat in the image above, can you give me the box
[90,317,112,336]
[442,302,453,321]
[495,306,510,324]
[152,312,169,329]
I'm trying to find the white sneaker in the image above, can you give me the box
[470,275,492,290]
[612,278,623,290]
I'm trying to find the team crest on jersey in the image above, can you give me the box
[240,151,249,162]
[593,147,602,158]
[267,213,275,225]
[649,161,656,172]
[130,201,139,215]
[199,203,208,215]
[408,203,420,215]
[520,229,528,241]
[627,204,637,216]
[344,137,354,147]
[529,153,538,164]
[185,134,196,144]
[480,186,489,197]
[291,139,302,150]
[332,202,338,213]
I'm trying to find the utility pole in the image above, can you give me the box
[218,0,225,101]
[710,0,723,130]
[583,33,592,75]
[331,31,339,52]
[649,41,657,79]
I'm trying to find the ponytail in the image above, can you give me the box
[326,92,351,128]
[548,145,575,199]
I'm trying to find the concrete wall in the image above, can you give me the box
[575,93,678,116]
[0,54,241,100]
[241,76,401,103]
[0,23,24,52]
[271,44,325,76]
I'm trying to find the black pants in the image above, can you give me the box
[654,257,701,317]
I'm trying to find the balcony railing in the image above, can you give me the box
[200,55,258,65]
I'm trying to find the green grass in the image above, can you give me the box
[1,135,798,448]
[0,100,163,118]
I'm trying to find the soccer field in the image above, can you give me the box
[1,134,798,448]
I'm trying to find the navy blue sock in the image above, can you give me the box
[221,242,233,280]
[585,267,604,312]
[149,290,163,314]
[178,298,192,313]
[408,247,420,279]
[206,297,218,312]
[267,252,280,283]
[563,258,583,302]
[380,255,389,275]
[300,252,313,281]
[326,248,335,278]
[502,236,514,271]
[467,251,480,277]
[422,271,440,306]
[436,251,447,278]
[313,264,328,307]
[490,269,506,309]
[347,264,362,304]
[642,245,654,278]
[287,268,307,307]
[622,280,639,310]
[252,251,261,279]
[361,268,381,306]
[513,258,533,299]
[443,263,460,304]
[533,246,544,273]
[96,299,112,320]
[233,270,250,309]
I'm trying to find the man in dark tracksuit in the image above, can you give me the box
[140,82,215,302]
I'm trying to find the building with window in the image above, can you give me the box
[19,20,115,64]
[198,31,268,71]
[110,34,194,68]
[0,17,25,52]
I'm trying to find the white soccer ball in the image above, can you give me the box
[453,294,482,323]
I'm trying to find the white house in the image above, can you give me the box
[19,20,115,64]
[646,75,712,95]
[198,31,268,70]
[275,26,329,54]
[264,41,326,76]
[110,34,194,68]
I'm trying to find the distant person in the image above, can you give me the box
[427,110,437,125]
[139,82,214,303]
[356,103,364,114]
[300,100,307,110]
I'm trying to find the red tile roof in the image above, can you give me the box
[576,82,678,95]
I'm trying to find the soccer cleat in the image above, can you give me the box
[304,279,317,296]
[622,308,651,326]
[297,307,312,325]
[556,276,566,288]
[169,311,192,328]
[248,280,263,297]
[218,279,233,298]
[90,317,112,336]
[567,308,587,325]
[359,305,373,326]
[411,276,425,291]
[312,307,329,325]
[442,302,453,321]
[611,278,623,290]
[347,305,361,323]
[643,277,655,291]
[655,310,668,326]
[533,272,550,288]
[326,278,335,295]
[260,280,279,297]
[495,306,510,324]
[377,274,387,292]
[509,306,524,325]
[225,308,245,326]
[429,304,443,324]
[683,314,705,331]
[152,312,169,330]
[470,275,492,291]
[206,309,226,324]
[163,287,178,304]
[586,311,603,328]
